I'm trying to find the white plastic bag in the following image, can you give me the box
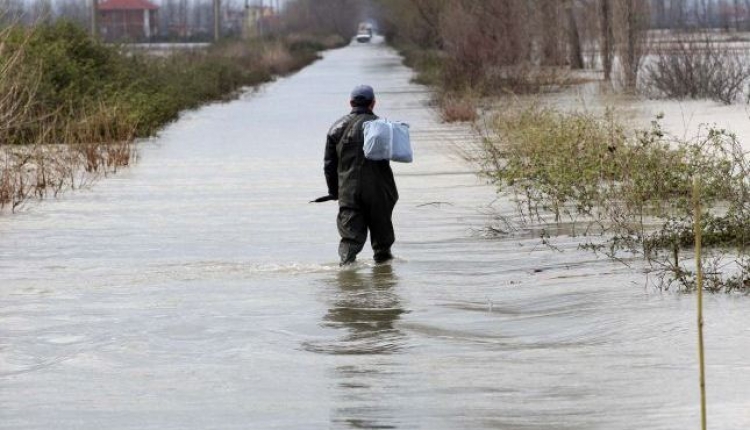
[390,121,413,163]
[363,119,413,163]
[363,119,392,161]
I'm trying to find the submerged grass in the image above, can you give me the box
[474,104,750,292]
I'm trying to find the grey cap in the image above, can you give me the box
[350,84,375,101]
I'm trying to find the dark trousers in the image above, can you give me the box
[337,206,395,263]
[337,189,396,263]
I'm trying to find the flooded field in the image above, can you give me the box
[1,38,749,429]
[531,70,750,149]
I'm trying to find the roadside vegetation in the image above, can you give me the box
[373,0,750,292]
[375,1,750,116]
[0,13,347,212]
[373,0,649,121]
[473,106,750,292]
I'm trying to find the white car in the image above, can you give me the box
[356,23,373,43]
[356,32,372,43]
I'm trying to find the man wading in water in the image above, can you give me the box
[323,85,399,266]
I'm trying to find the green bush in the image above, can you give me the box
[0,22,336,211]
[22,22,118,105]
[1,22,331,144]
[475,106,750,292]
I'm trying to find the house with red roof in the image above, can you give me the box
[98,0,158,42]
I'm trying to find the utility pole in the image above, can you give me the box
[91,0,99,38]
[214,0,221,42]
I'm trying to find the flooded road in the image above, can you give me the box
[2,38,749,429]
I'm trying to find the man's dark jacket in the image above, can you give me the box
[324,107,398,208]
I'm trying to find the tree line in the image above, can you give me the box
[651,0,750,30]
[369,1,750,95]
[0,0,368,43]
[371,0,648,92]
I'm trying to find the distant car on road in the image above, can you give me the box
[356,22,373,43]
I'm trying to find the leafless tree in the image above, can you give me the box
[613,0,649,91]
[600,0,614,80]
[409,0,446,48]
[280,0,362,40]
[539,0,565,66]
[373,0,446,49]
[566,0,584,69]
[576,0,601,69]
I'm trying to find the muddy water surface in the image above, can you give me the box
[1,38,749,430]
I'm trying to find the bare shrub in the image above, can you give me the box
[68,104,135,174]
[0,142,134,212]
[376,0,445,49]
[260,42,296,75]
[0,105,135,212]
[439,93,478,123]
[437,0,576,95]
[642,32,750,104]
[438,1,489,89]
[378,0,587,101]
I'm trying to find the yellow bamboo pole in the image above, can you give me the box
[693,177,707,430]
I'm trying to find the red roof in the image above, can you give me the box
[98,0,158,11]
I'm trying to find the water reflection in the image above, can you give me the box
[305,265,406,355]
[305,265,409,429]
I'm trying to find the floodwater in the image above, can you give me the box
[1,38,749,430]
